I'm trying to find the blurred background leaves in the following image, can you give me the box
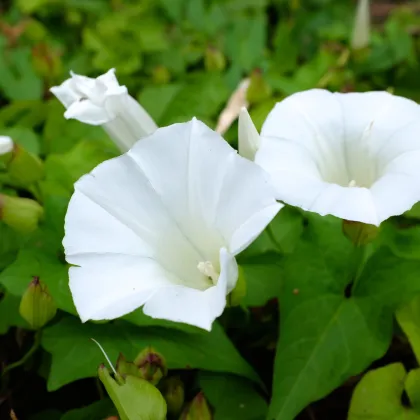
[2,0,420,419]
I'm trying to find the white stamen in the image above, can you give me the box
[348,180,357,188]
[197,261,219,284]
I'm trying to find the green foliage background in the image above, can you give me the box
[2,0,420,419]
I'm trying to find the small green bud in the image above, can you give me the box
[152,65,171,84]
[134,347,167,386]
[7,144,44,187]
[180,392,212,420]
[204,46,226,72]
[343,219,379,246]
[116,353,140,378]
[160,376,184,416]
[19,277,57,330]
[246,69,272,105]
[99,364,167,420]
[228,265,247,307]
[0,194,44,233]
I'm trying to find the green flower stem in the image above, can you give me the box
[2,330,42,377]
[351,243,372,293]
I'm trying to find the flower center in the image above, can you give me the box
[318,122,376,189]
[197,261,219,285]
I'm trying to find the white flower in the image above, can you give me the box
[238,107,260,161]
[255,89,420,226]
[64,118,282,330]
[351,0,370,50]
[0,136,13,155]
[50,69,158,152]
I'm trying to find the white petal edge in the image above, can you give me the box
[143,248,237,331]
[64,100,111,125]
[69,253,176,322]
[50,79,82,108]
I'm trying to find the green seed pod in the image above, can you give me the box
[19,277,57,330]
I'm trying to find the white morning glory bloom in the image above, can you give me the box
[50,68,158,152]
[64,119,282,330]
[255,89,420,226]
[0,136,13,155]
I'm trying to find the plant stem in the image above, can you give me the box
[2,330,42,376]
[351,243,372,293]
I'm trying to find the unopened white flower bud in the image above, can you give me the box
[351,0,370,50]
[51,69,158,152]
[0,136,13,156]
[238,107,260,161]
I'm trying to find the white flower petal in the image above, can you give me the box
[68,71,102,99]
[256,89,420,225]
[0,136,13,155]
[69,254,175,322]
[238,107,260,161]
[128,118,281,258]
[67,153,209,290]
[143,248,237,331]
[64,189,152,259]
[96,68,121,92]
[64,100,111,125]
[50,79,82,108]
[65,119,280,328]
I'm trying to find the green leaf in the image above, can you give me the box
[0,292,29,333]
[406,369,420,413]
[30,410,62,420]
[138,84,183,125]
[136,19,169,52]
[266,206,304,254]
[239,206,303,260]
[43,140,117,196]
[356,248,420,308]
[199,372,267,420]
[123,308,205,335]
[268,215,391,420]
[0,249,75,315]
[0,222,22,271]
[380,224,420,260]
[405,202,420,219]
[158,0,184,21]
[52,140,117,184]
[157,73,230,126]
[61,399,115,420]
[396,295,420,364]
[225,14,267,72]
[0,100,46,129]
[348,363,420,420]
[41,316,260,390]
[43,100,111,155]
[0,42,43,101]
[99,365,166,420]
[0,126,41,155]
[235,207,303,307]
[239,260,282,307]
